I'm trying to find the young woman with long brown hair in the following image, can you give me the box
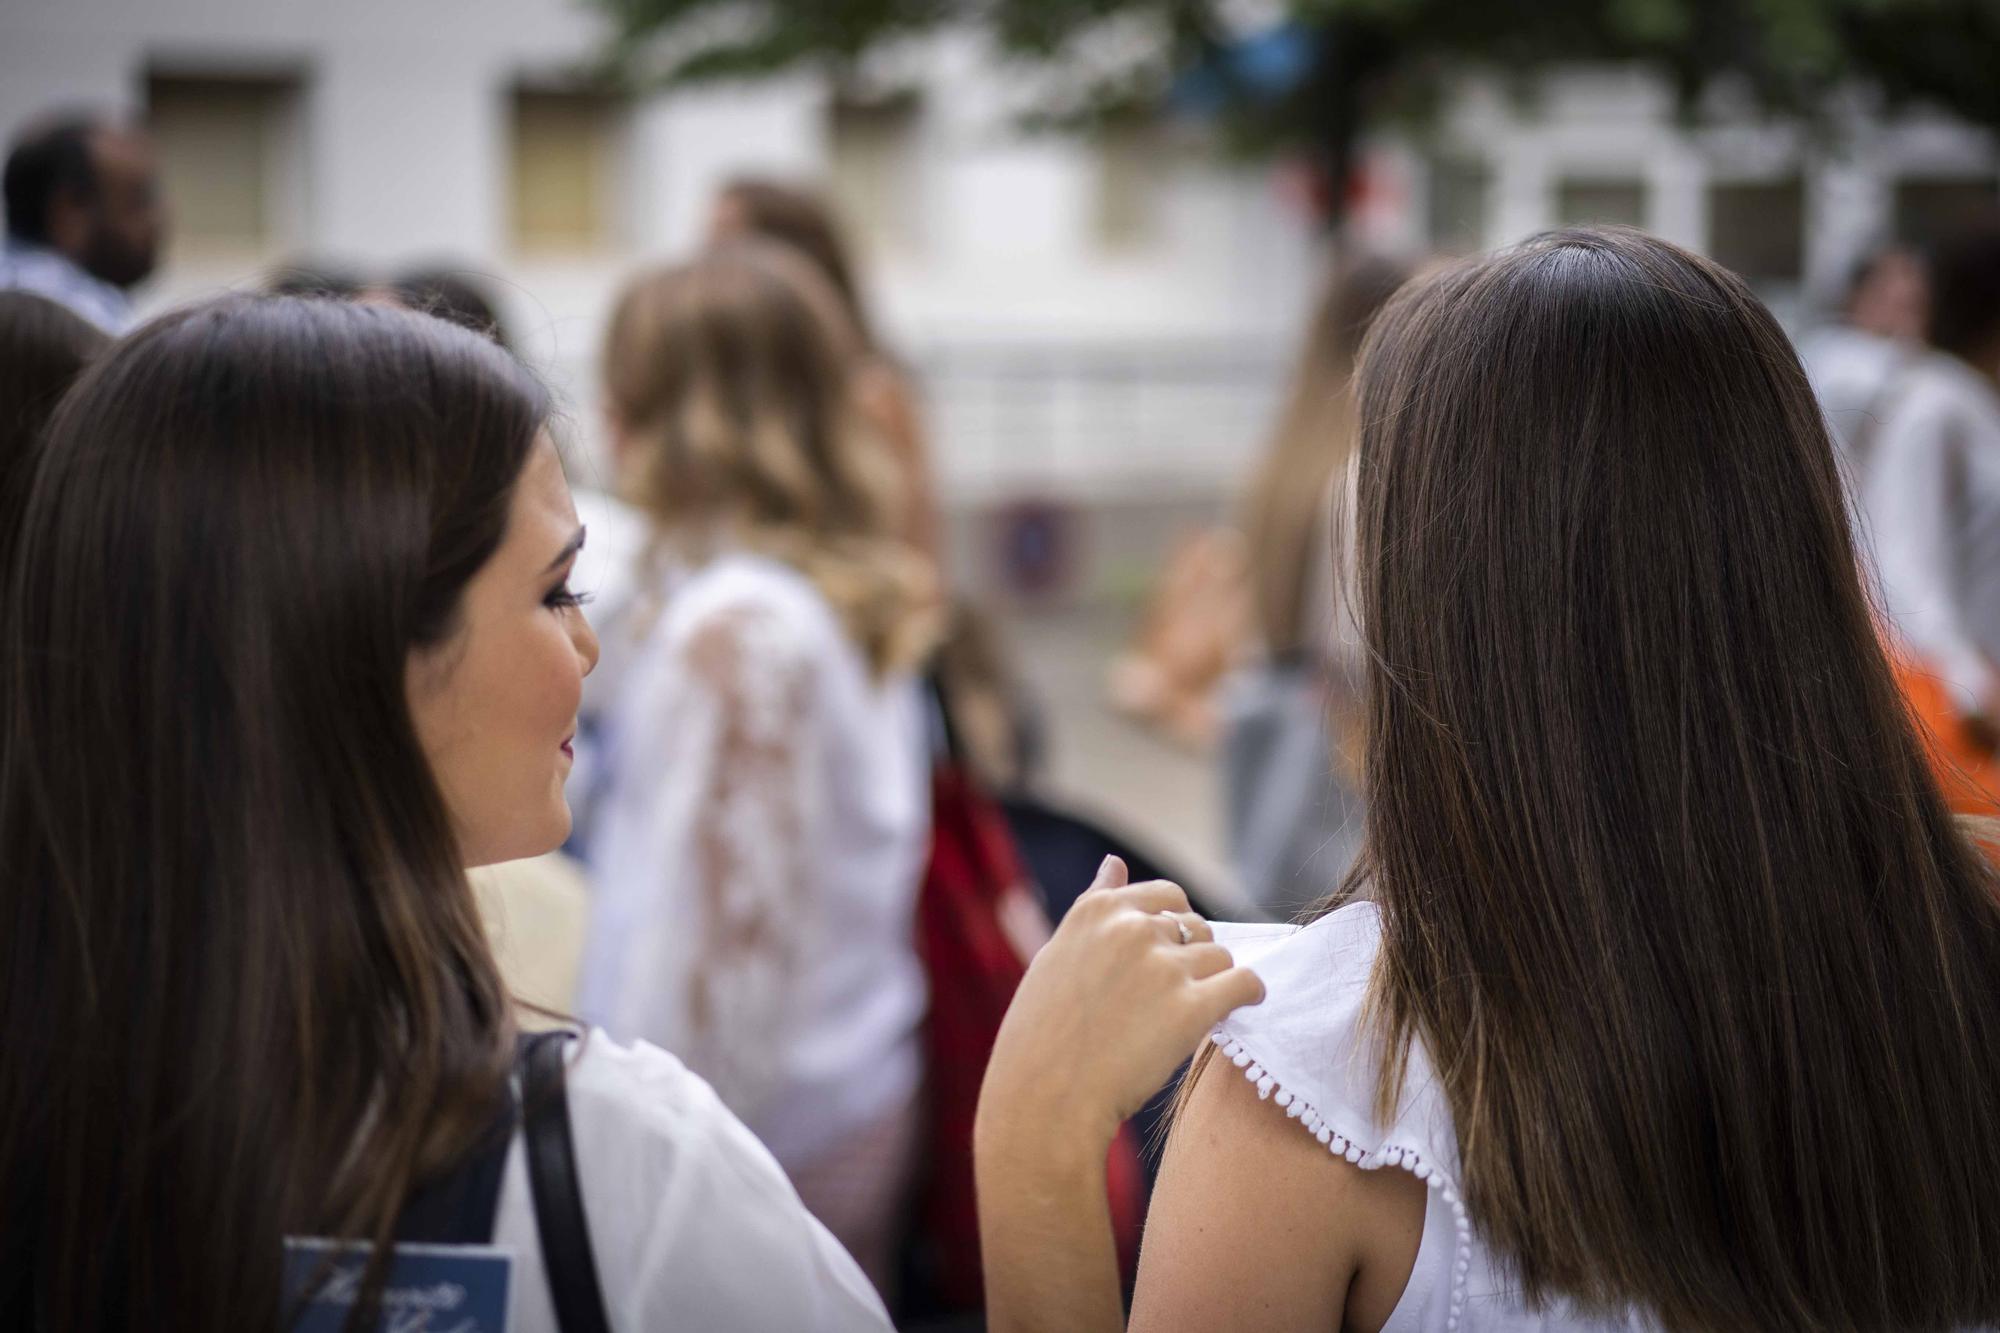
[973,226,2000,1332]
[0,294,1262,1330]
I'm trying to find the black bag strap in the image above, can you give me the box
[522,1029,613,1333]
[393,1071,516,1245]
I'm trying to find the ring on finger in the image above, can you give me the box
[1159,911,1194,945]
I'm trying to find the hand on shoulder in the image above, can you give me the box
[977,857,1265,1163]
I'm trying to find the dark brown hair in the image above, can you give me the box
[0,296,546,1329]
[1239,254,1410,655]
[1347,227,2000,1327]
[0,290,107,559]
[1927,211,2000,364]
[390,264,512,351]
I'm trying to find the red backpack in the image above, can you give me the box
[910,738,1148,1311]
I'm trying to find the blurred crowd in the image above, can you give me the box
[10,100,2000,1333]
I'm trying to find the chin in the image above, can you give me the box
[466,802,572,870]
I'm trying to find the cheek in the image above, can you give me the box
[522,617,585,735]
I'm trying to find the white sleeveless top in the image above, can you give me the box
[1212,905,1651,1332]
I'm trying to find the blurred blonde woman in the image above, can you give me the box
[574,243,937,1297]
[710,177,943,563]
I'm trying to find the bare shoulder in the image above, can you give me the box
[1130,1054,1427,1333]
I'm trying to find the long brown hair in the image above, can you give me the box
[1239,255,1410,655]
[0,290,107,580]
[716,176,877,352]
[1348,227,2000,1326]
[603,242,936,674]
[0,297,542,1329]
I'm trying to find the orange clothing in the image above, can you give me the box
[1895,656,2000,816]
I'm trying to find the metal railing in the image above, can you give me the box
[912,336,1291,502]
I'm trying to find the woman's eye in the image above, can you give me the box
[544,582,593,612]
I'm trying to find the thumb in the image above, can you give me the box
[1090,855,1129,892]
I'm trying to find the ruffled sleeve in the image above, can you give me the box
[1211,903,1476,1331]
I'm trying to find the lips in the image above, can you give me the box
[560,735,575,759]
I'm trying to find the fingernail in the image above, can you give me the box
[1097,855,1115,876]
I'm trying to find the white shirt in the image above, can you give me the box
[0,235,134,332]
[1859,353,2000,710]
[1213,907,1649,1332]
[1798,324,1915,476]
[1214,909,2000,1331]
[491,1031,891,1330]
[572,540,930,1171]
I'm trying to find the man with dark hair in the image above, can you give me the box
[0,112,164,332]
[1862,214,2000,745]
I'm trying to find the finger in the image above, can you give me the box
[1108,880,1190,914]
[1088,855,1129,893]
[1177,941,1235,979]
[1190,966,1266,1017]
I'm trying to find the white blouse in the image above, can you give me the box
[571,537,930,1173]
[1859,353,2000,711]
[491,1031,891,1330]
[1212,907,1650,1332]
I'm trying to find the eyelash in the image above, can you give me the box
[544,582,593,613]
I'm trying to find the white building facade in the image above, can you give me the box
[4,0,1996,592]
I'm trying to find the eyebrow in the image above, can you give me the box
[542,525,586,575]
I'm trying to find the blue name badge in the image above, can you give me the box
[284,1236,513,1333]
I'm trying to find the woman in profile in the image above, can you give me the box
[974,227,2000,1332]
[0,295,1258,1330]
[577,242,937,1297]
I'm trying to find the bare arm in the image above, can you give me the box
[975,1122,1126,1333]
[975,860,1266,1333]
[1130,1058,1426,1333]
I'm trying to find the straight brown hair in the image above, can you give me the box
[1239,254,1410,655]
[0,297,542,1329]
[1346,228,2000,1327]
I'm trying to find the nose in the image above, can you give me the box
[573,606,601,677]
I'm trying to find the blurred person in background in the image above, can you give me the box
[1798,242,1929,477]
[709,176,942,564]
[709,175,1054,792]
[1102,525,1250,749]
[576,243,939,1297]
[384,264,514,351]
[0,113,163,333]
[1221,255,1411,919]
[1862,215,2000,812]
[266,260,369,300]
[0,291,108,546]
[0,291,1260,1332]
[1104,262,1416,760]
